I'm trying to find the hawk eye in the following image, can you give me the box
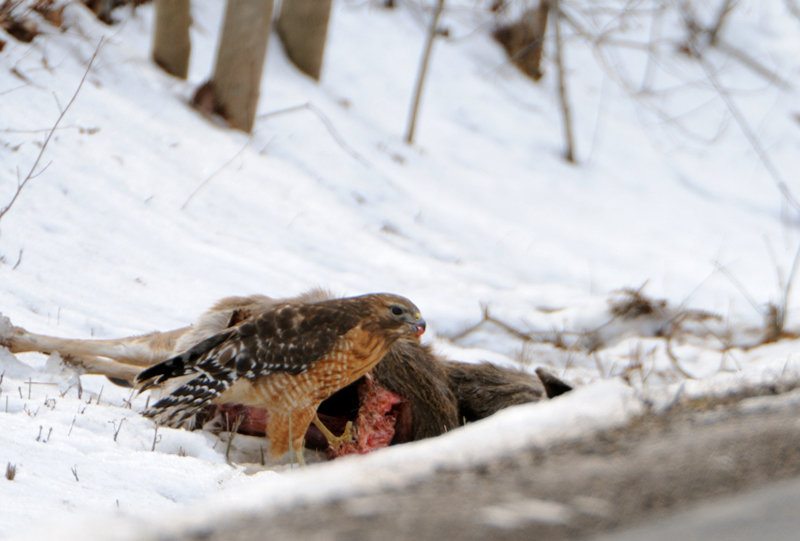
[391,306,403,316]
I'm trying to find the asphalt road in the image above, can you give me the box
[594,475,800,541]
[154,387,800,541]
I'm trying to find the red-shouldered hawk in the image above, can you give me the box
[135,293,426,463]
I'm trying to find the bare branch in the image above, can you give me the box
[181,142,249,210]
[0,125,100,135]
[697,55,800,215]
[0,39,104,231]
[714,40,792,90]
[664,337,697,379]
[185,99,373,210]
[708,0,737,46]
[12,249,22,270]
[258,102,371,168]
[715,261,763,315]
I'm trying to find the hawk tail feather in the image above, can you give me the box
[136,330,233,390]
[143,374,230,428]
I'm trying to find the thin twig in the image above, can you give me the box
[0,125,99,135]
[258,102,371,168]
[0,39,104,230]
[715,40,791,90]
[639,2,668,93]
[181,142,248,210]
[714,262,762,314]
[698,55,800,215]
[664,337,697,379]
[708,0,736,46]
[12,249,23,270]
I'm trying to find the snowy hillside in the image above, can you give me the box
[3,0,800,538]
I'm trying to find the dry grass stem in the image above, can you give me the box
[224,413,245,461]
[5,463,17,481]
[151,423,161,452]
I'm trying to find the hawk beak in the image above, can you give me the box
[413,319,426,337]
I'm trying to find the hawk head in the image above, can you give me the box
[367,293,426,339]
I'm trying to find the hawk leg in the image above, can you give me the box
[266,406,318,462]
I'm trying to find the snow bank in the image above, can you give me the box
[20,379,644,541]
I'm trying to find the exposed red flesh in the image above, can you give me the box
[208,373,410,460]
[326,374,406,458]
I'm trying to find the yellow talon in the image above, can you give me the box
[312,416,355,447]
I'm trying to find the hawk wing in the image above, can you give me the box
[137,302,361,426]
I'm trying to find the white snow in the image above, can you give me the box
[2,0,800,538]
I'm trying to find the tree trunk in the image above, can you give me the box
[404,0,445,144]
[152,0,192,79]
[210,0,275,133]
[276,0,332,81]
[551,0,575,163]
